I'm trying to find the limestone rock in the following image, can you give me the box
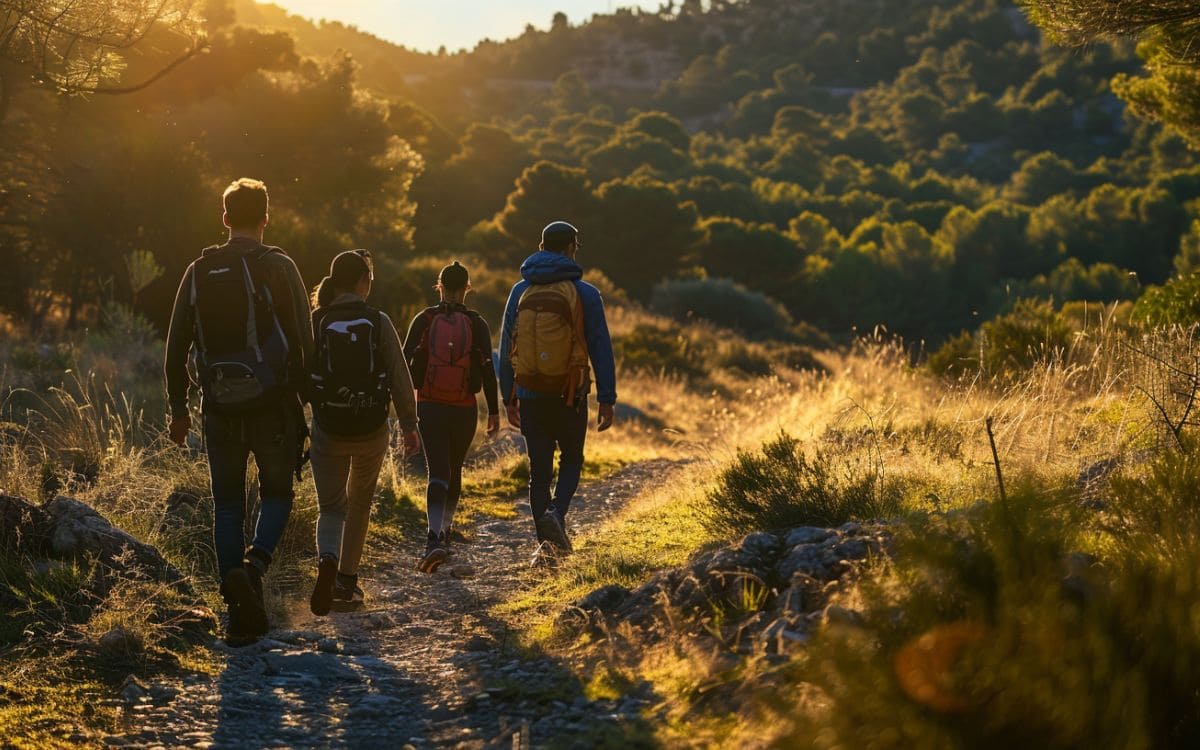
[44,495,186,589]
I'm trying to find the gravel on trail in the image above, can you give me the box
[106,459,685,750]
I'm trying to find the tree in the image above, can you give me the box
[492,161,597,261]
[582,131,690,182]
[0,0,206,122]
[1021,1,1200,144]
[694,217,802,299]
[591,178,701,298]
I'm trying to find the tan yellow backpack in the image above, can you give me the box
[513,280,590,405]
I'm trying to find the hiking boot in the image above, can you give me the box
[418,530,449,574]
[223,567,268,640]
[331,573,365,612]
[222,602,256,648]
[530,541,562,569]
[535,508,572,554]
[310,554,338,617]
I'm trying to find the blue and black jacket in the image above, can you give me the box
[498,251,617,406]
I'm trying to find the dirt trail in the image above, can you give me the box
[109,459,685,750]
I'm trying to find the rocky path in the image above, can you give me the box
[108,459,684,750]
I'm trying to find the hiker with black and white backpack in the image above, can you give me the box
[164,178,314,646]
[403,261,501,573]
[498,221,617,566]
[307,249,422,616]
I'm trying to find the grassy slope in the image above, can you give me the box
[495,326,1155,746]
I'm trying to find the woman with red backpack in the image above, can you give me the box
[404,261,501,573]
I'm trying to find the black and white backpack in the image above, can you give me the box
[310,301,390,436]
[189,245,289,413]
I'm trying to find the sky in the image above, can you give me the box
[271,1,654,53]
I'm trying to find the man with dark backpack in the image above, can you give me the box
[498,221,617,564]
[164,178,314,646]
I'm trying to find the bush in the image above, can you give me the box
[613,325,706,379]
[1133,270,1200,328]
[927,299,1073,379]
[788,444,1200,748]
[701,432,902,536]
[650,277,794,339]
[714,341,774,376]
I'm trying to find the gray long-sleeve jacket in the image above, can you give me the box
[164,237,315,420]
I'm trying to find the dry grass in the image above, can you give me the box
[496,324,1177,747]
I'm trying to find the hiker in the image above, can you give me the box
[498,221,617,563]
[307,249,422,616]
[403,261,501,573]
[164,178,313,646]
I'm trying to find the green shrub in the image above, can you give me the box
[702,432,902,535]
[1133,270,1200,327]
[788,444,1200,748]
[613,325,707,379]
[650,277,794,339]
[927,299,1073,378]
[714,341,774,376]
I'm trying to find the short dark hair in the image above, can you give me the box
[541,220,578,253]
[223,178,269,230]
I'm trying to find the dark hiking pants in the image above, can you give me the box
[519,396,588,527]
[418,401,478,533]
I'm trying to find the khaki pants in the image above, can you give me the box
[311,423,388,576]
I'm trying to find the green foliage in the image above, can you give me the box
[927,299,1074,378]
[613,326,706,380]
[0,557,94,647]
[4,0,1197,351]
[1133,271,1200,327]
[794,444,1200,748]
[1018,258,1141,303]
[650,277,794,339]
[702,432,902,536]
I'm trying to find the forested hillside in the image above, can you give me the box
[9,2,1200,747]
[6,0,1199,348]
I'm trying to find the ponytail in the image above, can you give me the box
[312,276,338,309]
[313,249,373,309]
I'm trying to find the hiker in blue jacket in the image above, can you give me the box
[498,221,617,564]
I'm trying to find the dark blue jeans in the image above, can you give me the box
[204,403,298,580]
[519,396,588,525]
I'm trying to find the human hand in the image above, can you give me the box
[403,429,422,458]
[168,415,191,446]
[598,403,615,433]
[505,401,521,429]
[487,413,501,437]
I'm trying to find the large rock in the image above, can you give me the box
[44,496,187,590]
[571,522,892,648]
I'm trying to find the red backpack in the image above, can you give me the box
[417,309,475,403]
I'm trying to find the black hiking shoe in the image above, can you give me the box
[222,603,256,648]
[331,573,364,612]
[535,508,572,554]
[223,567,268,640]
[418,530,449,574]
[310,554,338,617]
